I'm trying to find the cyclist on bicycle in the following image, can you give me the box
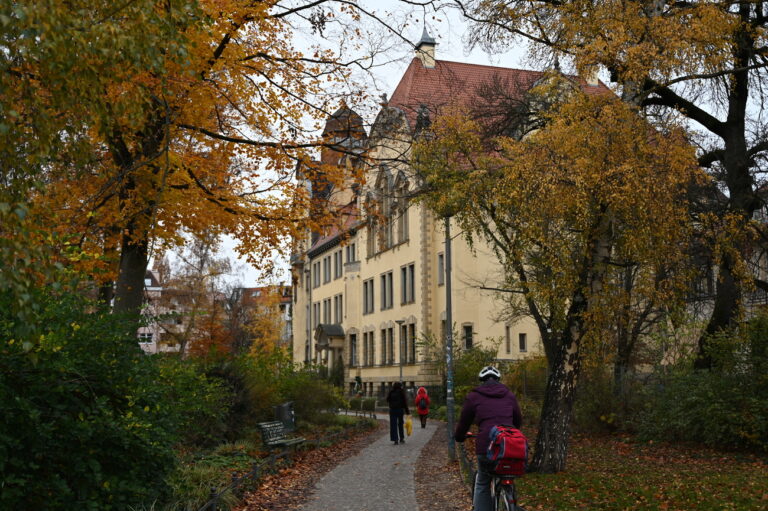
[455,365,522,511]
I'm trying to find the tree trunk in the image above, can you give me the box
[531,212,612,472]
[113,224,150,322]
[695,251,741,369]
[530,326,581,472]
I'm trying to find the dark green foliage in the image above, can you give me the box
[572,366,645,434]
[635,368,768,450]
[636,316,768,451]
[329,357,345,387]
[0,291,177,509]
[156,357,231,447]
[279,367,345,422]
[0,288,230,509]
[452,341,503,404]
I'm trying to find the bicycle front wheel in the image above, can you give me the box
[494,483,516,511]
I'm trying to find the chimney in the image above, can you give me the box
[416,27,437,69]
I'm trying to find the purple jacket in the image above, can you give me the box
[454,381,522,455]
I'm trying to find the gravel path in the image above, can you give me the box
[299,415,438,511]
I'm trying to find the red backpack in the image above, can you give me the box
[486,425,528,476]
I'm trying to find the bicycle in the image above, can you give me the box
[465,432,526,511]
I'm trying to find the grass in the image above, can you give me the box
[518,434,768,510]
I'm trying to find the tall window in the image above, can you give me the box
[323,298,331,324]
[381,329,387,365]
[519,333,527,352]
[463,324,474,350]
[396,196,409,244]
[505,326,511,354]
[400,324,407,364]
[366,216,376,258]
[388,327,395,364]
[350,334,357,366]
[401,263,415,304]
[362,332,369,366]
[437,253,445,286]
[346,243,357,263]
[334,250,343,279]
[313,302,320,328]
[333,294,343,323]
[369,332,375,366]
[380,271,393,310]
[323,255,331,283]
[363,279,374,314]
[409,323,416,363]
[313,261,321,288]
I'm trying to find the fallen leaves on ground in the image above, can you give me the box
[415,423,472,511]
[237,421,385,511]
[519,434,768,510]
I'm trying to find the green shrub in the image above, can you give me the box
[0,291,178,509]
[636,369,768,450]
[155,357,231,447]
[505,356,548,401]
[279,368,345,422]
[572,366,645,434]
[202,349,292,440]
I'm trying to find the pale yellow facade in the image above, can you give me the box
[291,122,542,398]
[291,43,543,397]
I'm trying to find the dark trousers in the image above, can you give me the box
[389,408,405,442]
[419,413,427,427]
[474,455,496,511]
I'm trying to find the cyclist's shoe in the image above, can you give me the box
[393,440,398,445]
[400,439,405,444]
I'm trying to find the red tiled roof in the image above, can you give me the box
[389,58,612,129]
[308,203,360,254]
[240,285,291,306]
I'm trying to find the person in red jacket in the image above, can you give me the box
[414,386,431,428]
[455,366,522,511]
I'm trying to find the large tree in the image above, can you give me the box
[5,0,403,329]
[444,0,768,368]
[415,91,700,472]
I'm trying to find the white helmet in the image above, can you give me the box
[478,365,501,381]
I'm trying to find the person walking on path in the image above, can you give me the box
[414,387,430,428]
[454,366,523,511]
[386,381,410,445]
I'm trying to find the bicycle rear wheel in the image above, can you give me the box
[494,482,516,511]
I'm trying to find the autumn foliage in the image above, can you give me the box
[2,0,363,327]
[415,90,702,472]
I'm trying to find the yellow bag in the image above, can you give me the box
[405,414,413,436]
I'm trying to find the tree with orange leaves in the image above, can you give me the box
[3,0,389,330]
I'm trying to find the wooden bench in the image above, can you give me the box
[256,421,306,451]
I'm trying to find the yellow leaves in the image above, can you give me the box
[417,92,701,337]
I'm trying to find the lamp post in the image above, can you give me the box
[444,215,456,460]
[395,319,405,384]
[304,267,312,365]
